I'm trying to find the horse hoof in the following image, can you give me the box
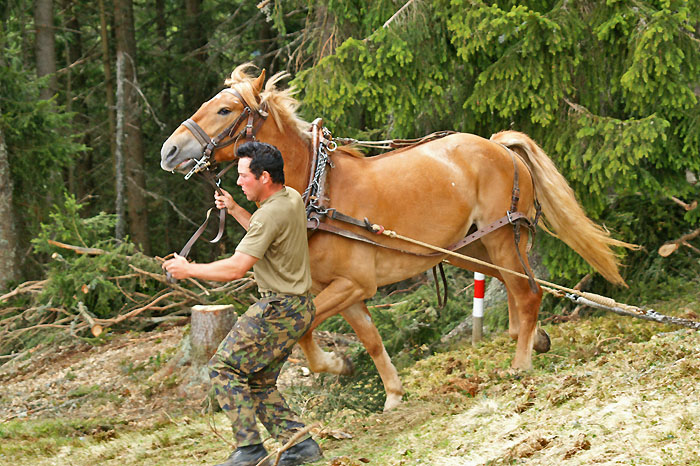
[533,327,551,353]
[383,394,402,412]
[339,355,354,376]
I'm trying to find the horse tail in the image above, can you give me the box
[490,130,637,286]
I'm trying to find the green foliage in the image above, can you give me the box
[0,31,83,184]
[29,195,161,319]
[294,0,700,285]
[620,4,699,118]
[294,1,455,137]
[449,1,582,126]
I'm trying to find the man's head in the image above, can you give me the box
[236,142,285,202]
[236,141,285,184]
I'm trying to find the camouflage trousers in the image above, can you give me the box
[208,293,315,447]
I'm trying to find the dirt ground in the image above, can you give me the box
[0,327,198,427]
[1,312,700,466]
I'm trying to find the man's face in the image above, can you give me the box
[237,157,264,202]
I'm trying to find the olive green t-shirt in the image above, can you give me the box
[235,187,312,295]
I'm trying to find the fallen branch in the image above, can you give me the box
[47,239,107,255]
[96,290,179,327]
[77,301,103,337]
[367,300,408,310]
[129,264,203,302]
[259,423,321,466]
[670,196,698,212]
[0,280,47,303]
[658,227,700,257]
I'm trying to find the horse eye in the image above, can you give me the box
[218,108,231,115]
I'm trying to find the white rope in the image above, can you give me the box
[371,225,700,329]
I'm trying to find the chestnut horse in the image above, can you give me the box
[161,64,631,411]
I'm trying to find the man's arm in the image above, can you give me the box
[215,189,252,230]
[162,251,258,282]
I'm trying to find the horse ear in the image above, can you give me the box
[252,69,266,94]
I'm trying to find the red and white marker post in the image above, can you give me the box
[472,272,485,345]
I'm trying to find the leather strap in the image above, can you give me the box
[432,263,448,309]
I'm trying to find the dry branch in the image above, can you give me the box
[47,239,107,255]
[77,301,103,337]
[0,280,47,303]
[95,290,179,327]
[128,264,203,302]
[670,196,698,212]
[367,300,408,310]
[658,227,700,257]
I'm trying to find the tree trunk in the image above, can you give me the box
[115,51,127,241]
[155,0,171,113]
[182,0,211,111]
[62,0,92,204]
[98,0,117,160]
[34,0,56,100]
[0,110,19,290]
[113,0,150,254]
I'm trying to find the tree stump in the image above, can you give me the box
[150,304,237,398]
[190,304,237,366]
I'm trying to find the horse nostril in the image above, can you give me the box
[167,145,178,159]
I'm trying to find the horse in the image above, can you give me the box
[160,64,632,411]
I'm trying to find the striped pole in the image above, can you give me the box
[472,272,485,345]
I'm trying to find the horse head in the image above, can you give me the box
[160,65,267,176]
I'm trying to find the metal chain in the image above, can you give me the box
[303,127,335,217]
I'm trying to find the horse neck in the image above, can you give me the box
[256,121,313,195]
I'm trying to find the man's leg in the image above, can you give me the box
[251,294,315,443]
[208,295,314,445]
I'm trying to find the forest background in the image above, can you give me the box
[0,0,699,353]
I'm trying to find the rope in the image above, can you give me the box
[334,137,395,149]
[371,224,700,330]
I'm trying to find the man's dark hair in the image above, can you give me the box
[236,141,285,184]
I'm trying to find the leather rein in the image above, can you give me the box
[166,89,268,282]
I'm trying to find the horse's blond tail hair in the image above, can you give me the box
[490,130,637,286]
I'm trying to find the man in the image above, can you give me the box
[163,141,322,466]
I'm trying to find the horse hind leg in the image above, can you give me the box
[342,302,404,411]
[506,291,550,353]
[481,228,544,370]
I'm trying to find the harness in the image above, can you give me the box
[303,122,542,300]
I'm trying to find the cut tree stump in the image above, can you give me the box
[190,304,237,366]
[150,304,237,398]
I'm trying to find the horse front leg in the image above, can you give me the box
[341,302,403,412]
[297,278,369,376]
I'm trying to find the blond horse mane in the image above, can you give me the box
[491,130,638,286]
[224,63,311,142]
[224,63,364,158]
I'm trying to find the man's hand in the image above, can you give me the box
[162,253,191,280]
[214,189,237,215]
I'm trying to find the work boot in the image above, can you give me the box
[215,443,269,466]
[278,438,323,466]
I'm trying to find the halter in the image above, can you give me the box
[180,88,268,180]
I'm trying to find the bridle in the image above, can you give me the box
[165,88,268,283]
[179,88,268,180]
